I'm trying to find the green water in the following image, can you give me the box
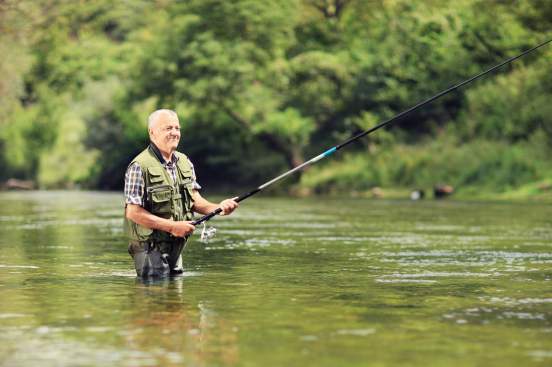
[0,191,551,367]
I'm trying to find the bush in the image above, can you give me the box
[300,135,551,194]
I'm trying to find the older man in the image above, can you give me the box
[124,109,238,277]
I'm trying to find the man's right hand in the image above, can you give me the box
[169,221,195,237]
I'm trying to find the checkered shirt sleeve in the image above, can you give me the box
[124,162,145,206]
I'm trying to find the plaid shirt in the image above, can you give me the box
[124,154,201,206]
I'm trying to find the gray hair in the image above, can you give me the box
[147,109,179,129]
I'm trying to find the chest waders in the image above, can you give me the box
[125,146,195,277]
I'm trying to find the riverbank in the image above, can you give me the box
[3,135,552,202]
[287,184,552,203]
[2,184,551,204]
[299,137,552,202]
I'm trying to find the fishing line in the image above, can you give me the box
[193,38,551,228]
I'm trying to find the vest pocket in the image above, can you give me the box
[150,186,172,215]
[147,167,165,183]
[179,183,195,209]
[150,176,164,184]
[135,223,153,238]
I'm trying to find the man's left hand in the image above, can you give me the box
[219,197,239,215]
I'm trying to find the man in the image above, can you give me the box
[124,109,238,277]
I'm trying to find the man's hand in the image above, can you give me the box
[219,197,239,215]
[126,204,195,237]
[191,191,240,216]
[169,221,195,237]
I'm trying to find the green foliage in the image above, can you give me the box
[301,136,551,194]
[0,0,550,196]
[0,0,144,185]
[456,49,552,143]
[1,86,62,180]
[255,108,315,146]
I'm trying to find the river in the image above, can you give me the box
[0,191,551,366]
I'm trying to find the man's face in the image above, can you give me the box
[149,114,181,154]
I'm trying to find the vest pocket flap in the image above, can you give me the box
[177,161,193,177]
[147,167,165,183]
[136,224,153,237]
[173,193,182,200]
[151,190,171,203]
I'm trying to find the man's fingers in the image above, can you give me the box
[218,198,239,215]
[170,222,194,238]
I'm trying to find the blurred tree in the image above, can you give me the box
[0,0,549,193]
[457,50,552,144]
[0,0,149,187]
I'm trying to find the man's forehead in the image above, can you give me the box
[156,114,180,126]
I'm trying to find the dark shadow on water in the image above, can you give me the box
[134,274,187,287]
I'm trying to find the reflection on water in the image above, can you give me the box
[0,191,551,366]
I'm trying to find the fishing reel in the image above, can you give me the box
[199,222,217,243]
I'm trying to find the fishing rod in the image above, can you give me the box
[192,38,551,226]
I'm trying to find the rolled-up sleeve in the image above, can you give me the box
[124,162,145,206]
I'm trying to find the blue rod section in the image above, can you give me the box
[323,147,337,157]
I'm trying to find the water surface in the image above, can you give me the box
[0,191,551,366]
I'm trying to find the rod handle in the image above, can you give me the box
[192,208,222,225]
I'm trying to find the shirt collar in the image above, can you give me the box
[149,142,179,166]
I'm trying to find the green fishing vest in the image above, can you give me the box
[125,146,195,243]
